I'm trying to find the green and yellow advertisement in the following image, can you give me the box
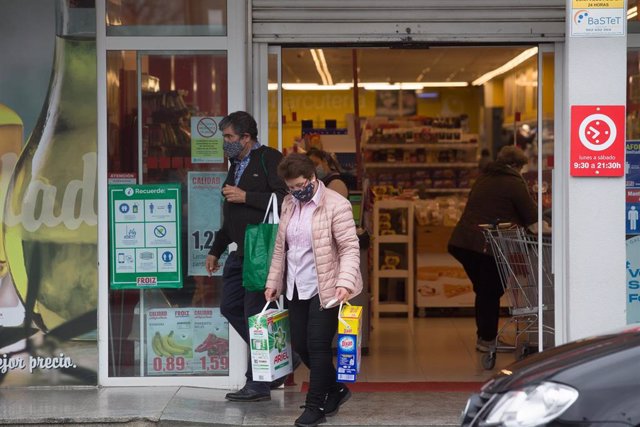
[0,0,98,385]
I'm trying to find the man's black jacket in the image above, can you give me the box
[209,145,287,258]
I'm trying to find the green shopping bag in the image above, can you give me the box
[243,193,279,291]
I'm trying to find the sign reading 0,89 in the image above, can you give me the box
[108,184,182,290]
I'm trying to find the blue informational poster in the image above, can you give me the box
[627,236,640,324]
[187,172,227,276]
[625,144,640,188]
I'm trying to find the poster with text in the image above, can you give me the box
[191,116,224,163]
[191,308,229,375]
[146,308,194,376]
[145,307,229,376]
[109,184,182,289]
[187,172,227,276]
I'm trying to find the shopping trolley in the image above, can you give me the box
[480,223,554,369]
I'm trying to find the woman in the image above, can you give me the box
[448,145,538,353]
[306,148,349,199]
[265,153,362,427]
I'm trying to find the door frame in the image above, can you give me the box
[254,41,564,350]
[96,0,248,388]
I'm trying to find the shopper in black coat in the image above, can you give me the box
[206,111,289,402]
[448,145,537,352]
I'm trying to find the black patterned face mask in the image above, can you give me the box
[291,180,315,203]
[223,140,244,159]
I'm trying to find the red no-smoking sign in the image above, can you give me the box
[570,105,625,177]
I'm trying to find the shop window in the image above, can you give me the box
[106,0,227,36]
[106,50,229,378]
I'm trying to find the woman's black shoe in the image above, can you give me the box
[324,384,351,416]
[294,405,326,427]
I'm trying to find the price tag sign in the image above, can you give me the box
[146,308,194,376]
[146,307,230,376]
[191,308,230,375]
[570,105,625,177]
[187,172,227,276]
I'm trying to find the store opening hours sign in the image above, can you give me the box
[571,105,625,177]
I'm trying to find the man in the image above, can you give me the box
[206,111,289,402]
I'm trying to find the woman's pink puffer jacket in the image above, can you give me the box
[265,182,363,307]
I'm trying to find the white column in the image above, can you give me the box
[560,4,627,341]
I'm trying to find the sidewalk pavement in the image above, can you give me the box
[0,386,468,426]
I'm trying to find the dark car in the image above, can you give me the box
[461,325,640,426]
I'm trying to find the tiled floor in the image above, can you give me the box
[293,315,516,386]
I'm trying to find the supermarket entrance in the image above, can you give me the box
[264,45,555,383]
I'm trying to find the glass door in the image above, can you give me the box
[98,0,248,387]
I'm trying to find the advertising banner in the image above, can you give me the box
[146,307,229,376]
[187,172,227,276]
[0,0,98,386]
[570,0,625,37]
[109,184,183,289]
[190,116,224,164]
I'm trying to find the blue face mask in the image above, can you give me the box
[223,140,244,159]
[315,165,327,180]
[291,180,315,203]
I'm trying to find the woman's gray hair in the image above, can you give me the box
[497,145,528,167]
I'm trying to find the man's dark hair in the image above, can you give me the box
[278,153,315,180]
[219,111,258,141]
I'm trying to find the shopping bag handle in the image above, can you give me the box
[258,295,284,319]
[337,300,352,329]
[262,193,280,224]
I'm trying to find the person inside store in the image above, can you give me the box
[447,145,538,353]
[306,147,349,199]
[264,153,362,427]
[478,148,492,173]
[205,111,297,402]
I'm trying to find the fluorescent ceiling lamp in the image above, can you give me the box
[629,6,638,20]
[360,82,467,90]
[309,48,334,86]
[268,82,469,91]
[281,83,353,91]
[472,47,538,86]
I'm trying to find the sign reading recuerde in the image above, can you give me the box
[570,105,625,177]
[108,183,183,289]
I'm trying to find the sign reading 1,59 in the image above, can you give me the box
[199,355,229,371]
[192,230,214,251]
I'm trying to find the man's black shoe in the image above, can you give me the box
[294,405,326,427]
[225,385,270,402]
[269,352,302,390]
[324,383,351,416]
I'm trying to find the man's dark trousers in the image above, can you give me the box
[220,251,269,393]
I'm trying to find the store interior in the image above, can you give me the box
[270,46,555,383]
[105,45,555,382]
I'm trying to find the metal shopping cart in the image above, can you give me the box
[480,223,554,369]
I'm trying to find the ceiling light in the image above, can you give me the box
[267,82,469,91]
[317,49,334,86]
[310,49,329,85]
[280,83,353,91]
[472,47,538,86]
[360,82,468,90]
[628,6,638,20]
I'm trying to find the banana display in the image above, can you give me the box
[151,331,193,358]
